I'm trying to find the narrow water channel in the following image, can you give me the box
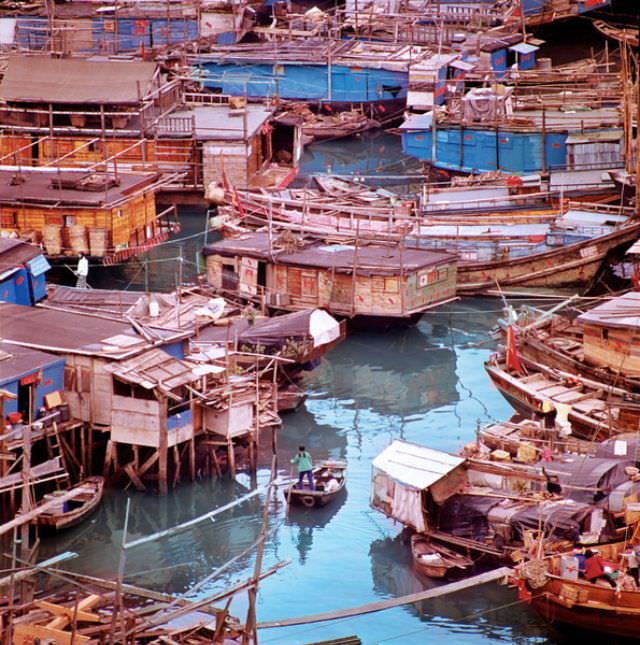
[39,134,578,643]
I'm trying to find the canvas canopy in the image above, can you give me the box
[371,441,466,532]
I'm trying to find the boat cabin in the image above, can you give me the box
[0,168,173,264]
[0,238,50,305]
[578,292,640,379]
[203,231,458,321]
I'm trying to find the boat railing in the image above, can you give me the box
[420,190,555,213]
[566,201,636,216]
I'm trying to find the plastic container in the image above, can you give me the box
[560,555,579,580]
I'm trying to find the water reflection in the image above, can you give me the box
[287,490,348,565]
[369,533,560,644]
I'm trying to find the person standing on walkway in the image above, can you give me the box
[291,445,314,490]
[76,252,89,289]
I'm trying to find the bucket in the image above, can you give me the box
[58,404,71,423]
[559,555,579,580]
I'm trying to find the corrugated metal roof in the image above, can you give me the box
[578,292,640,330]
[372,440,465,490]
[105,348,222,395]
[0,56,158,105]
[0,302,150,359]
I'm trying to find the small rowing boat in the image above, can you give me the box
[35,476,105,532]
[284,461,346,508]
[411,533,474,578]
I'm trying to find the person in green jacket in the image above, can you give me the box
[291,445,314,490]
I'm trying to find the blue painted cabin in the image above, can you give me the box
[400,111,623,175]
[0,239,50,306]
[199,60,408,105]
[0,341,65,421]
[194,41,427,118]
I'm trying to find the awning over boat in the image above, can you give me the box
[371,442,467,533]
[399,111,433,131]
[449,59,477,72]
[372,441,465,491]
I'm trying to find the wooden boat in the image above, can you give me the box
[302,110,380,143]
[219,193,639,295]
[609,169,636,207]
[593,19,639,48]
[517,542,640,639]
[478,419,598,460]
[284,461,346,508]
[35,476,105,532]
[410,533,474,578]
[484,353,640,440]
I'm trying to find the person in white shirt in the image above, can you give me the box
[76,252,89,289]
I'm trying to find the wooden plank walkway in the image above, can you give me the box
[257,567,512,629]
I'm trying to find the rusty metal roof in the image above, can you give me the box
[0,56,159,105]
[0,302,150,359]
[0,169,158,208]
[578,292,640,331]
[204,232,455,275]
[0,341,64,385]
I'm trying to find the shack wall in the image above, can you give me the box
[582,323,640,377]
[0,190,156,258]
[405,261,457,312]
[203,401,254,438]
[203,141,250,188]
[402,126,568,174]
[0,358,66,417]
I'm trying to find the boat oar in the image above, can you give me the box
[286,466,294,518]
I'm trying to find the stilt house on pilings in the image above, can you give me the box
[0,302,276,493]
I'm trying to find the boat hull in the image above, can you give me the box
[528,577,640,639]
[36,476,105,532]
[455,221,640,294]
